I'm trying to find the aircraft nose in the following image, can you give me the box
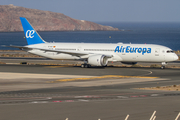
[174,54,179,61]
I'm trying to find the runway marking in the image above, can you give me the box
[78,99,90,102]
[31,101,48,104]
[151,94,160,97]
[65,100,74,102]
[75,95,99,98]
[53,101,62,103]
[0,93,170,105]
[117,96,129,99]
[140,70,153,76]
[49,75,158,83]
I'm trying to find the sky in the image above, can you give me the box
[1,0,180,22]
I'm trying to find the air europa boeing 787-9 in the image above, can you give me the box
[5,17,178,68]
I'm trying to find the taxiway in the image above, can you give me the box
[0,63,180,120]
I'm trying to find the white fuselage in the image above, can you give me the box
[26,43,178,63]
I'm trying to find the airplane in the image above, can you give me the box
[5,17,179,69]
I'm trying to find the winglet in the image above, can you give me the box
[20,17,46,45]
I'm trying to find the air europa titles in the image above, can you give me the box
[114,46,151,55]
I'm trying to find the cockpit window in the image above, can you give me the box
[166,50,174,53]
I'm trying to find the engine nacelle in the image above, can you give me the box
[88,55,109,66]
[121,62,137,65]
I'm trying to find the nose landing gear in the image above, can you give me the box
[161,62,167,69]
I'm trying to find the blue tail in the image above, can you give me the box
[20,17,46,45]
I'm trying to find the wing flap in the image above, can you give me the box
[36,48,88,56]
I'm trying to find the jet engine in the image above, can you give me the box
[88,55,109,66]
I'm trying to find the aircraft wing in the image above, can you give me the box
[34,47,89,56]
[2,45,33,50]
[3,45,113,58]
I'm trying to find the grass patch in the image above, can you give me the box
[150,64,161,68]
[0,61,6,64]
[131,64,142,68]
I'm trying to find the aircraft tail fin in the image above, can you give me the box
[20,17,46,45]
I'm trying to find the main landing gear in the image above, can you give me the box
[81,64,91,68]
[161,62,167,69]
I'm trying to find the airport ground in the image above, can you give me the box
[0,57,180,120]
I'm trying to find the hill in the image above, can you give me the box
[0,4,119,32]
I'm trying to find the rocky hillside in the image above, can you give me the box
[0,4,119,32]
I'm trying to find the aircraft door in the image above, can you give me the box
[155,48,160,56]
[77,46,82,52]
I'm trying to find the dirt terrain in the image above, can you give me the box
[138,85,180,91]
[0,4,119,32]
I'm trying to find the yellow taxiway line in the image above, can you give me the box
[49,75,158,83]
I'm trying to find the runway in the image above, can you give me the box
[0,64,180,120]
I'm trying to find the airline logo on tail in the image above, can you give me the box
[20,17,46,45]
[26,30,35,38]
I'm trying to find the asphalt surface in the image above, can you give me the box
[0,63,180,120]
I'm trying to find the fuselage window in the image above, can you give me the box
[166,50,174,53]
[56,48,76,51]
[84,49,114,51]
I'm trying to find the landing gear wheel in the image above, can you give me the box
[81,64,91,68]
[161,66,165,69]
[161,62,167,69]
[81,64,85,68]
[84,64,88,68]
[88,64,91,68]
